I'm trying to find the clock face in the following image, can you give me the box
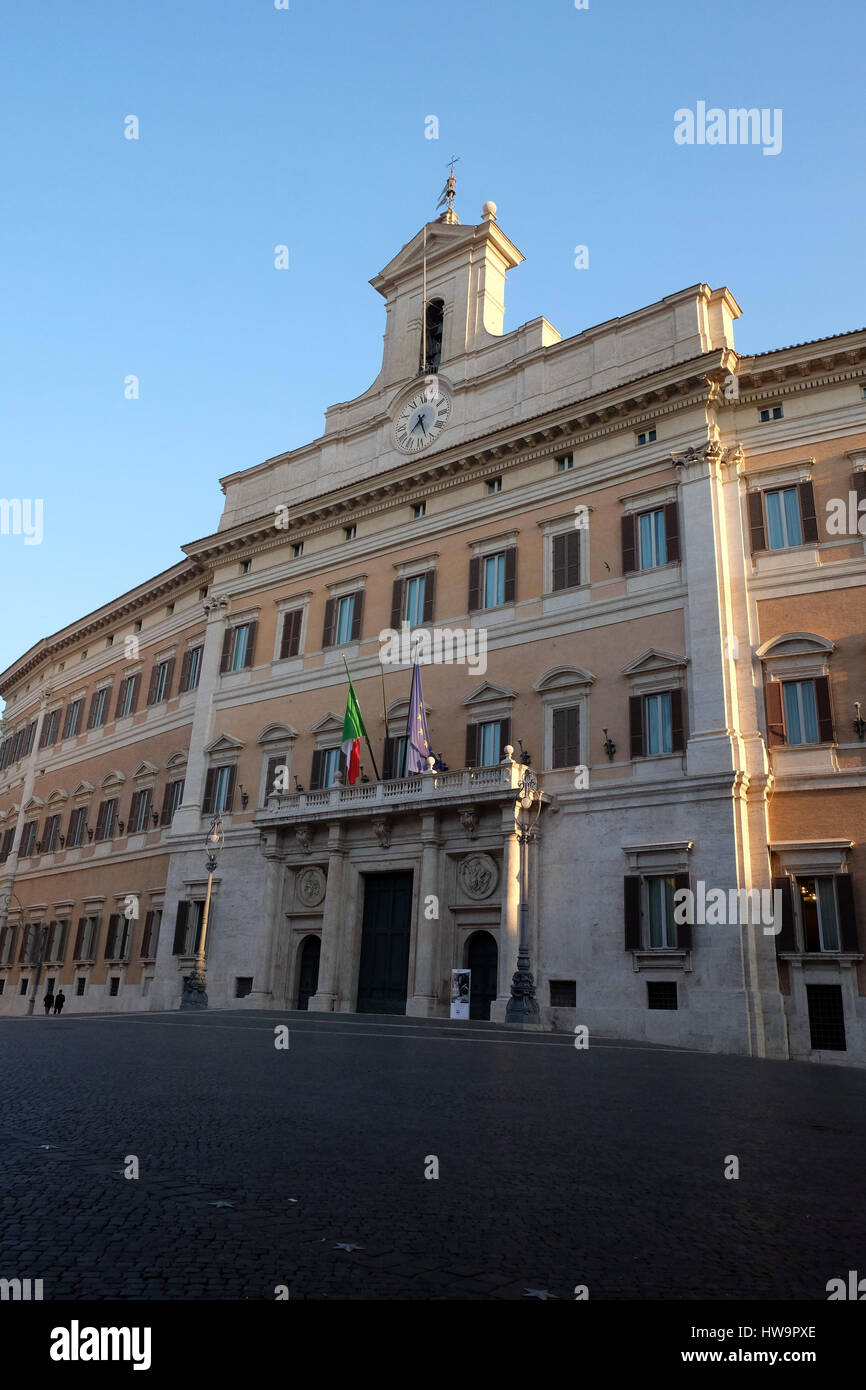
[393,384,452,453]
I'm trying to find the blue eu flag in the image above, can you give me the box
[406,662,432,773]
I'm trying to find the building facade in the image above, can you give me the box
[1,199,865,1064]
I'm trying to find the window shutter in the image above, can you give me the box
[224,765,236,812]
[764,680,785,746]
[146,665,160,706]
[173,901,190,955]
[629,696,644,759]
[162,658,175,699]
[86,691,98,728]
[624,876,641,949]
[621,515,637,574]
[350,593,364,641]
[422,570,436,622]
[38,717,50,749]
[552,533,567,592]
[94,801,108,839]
[836,876,859,953]
[552,706,579,767]
[498,718,512,761]
[141,910,154,956]
[160,783,173,825]
[129,791,141,830]
[61,703,74,739]
[674,872,691,948]
[503,547,517,603]
[814,676,834,744]
[390,579,404,629]
[243,622,257,668]
[322,598,336,648]
[664,501,680,564]
[219,628,234,673]
[179,649,192,692]
[309,749,325,790]
[264,756,284,801]
[106,914,119,959]
[201,769,217,815]
[114,680,127,720]
[382,736,396,780]
[854,472,866,506]
[128,673,141,714]
[798,480,818,544]
[465,724,479,769]
[74,918,86,957]
[468,556,481,612]
[772,876,795,952]
[670,688,685,752]
[280,610,301,660]
[747,492,766,552]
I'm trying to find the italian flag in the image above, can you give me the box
[341,675,366,786]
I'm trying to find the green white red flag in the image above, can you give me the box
[341,674,366,785]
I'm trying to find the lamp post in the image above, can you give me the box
[505,757,544,1028]
[180,814,224,1010]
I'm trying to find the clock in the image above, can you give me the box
[393,383,452,453]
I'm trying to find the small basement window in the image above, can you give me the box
[235,977,253,999]
[647,981,678,1010]
[549,980,577,1007]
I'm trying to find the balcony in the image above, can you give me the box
[257,763,524,825]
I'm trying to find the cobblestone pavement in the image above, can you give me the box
[0,1011,864,1301]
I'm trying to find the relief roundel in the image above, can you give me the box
[296,867,326,908]
[458,853,499,900]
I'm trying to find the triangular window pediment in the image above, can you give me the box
[309,712,344,735]
[133,761,159,779]
[204,733,245,756]
[71,780,94,799]
[23,796,44,813]
[100,770,127,790]
[621,649,687,677]
[462,681,517,707]
[46,787,69,805]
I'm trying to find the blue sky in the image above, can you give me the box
[1,0,863,692]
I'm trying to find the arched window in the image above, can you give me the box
[420,298,444,373]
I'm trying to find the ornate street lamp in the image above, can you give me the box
[180,814,224,1010]
[505,753,545,1027]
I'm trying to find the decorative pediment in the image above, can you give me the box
[461,681,517,707]
[132,760,159,779]
[71,780,94,798]
[165,750,188,770]
[309,712,344,735]
[621,650,688,677]
[755,632,835,661]
[257,722,298,745]
[45,787,69,805]
[533,666,595,693]
[23,796,44,813]
[100,769,127,790]
[204,733,245,756]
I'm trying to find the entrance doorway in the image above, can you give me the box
[465,931,498,1020]
[296,935,321,1010]
[357,872,413,1014]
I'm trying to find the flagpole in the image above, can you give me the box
[342,656,381,782]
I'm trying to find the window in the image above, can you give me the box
[75,977,86,996]
[309,746,342,790]
[105,913,133,961]
[262,755,289,803]
[19,822,37,857]
[344,525,356,541]
[797,878,841,952]
[19,978,28,995]
[235,977,253,999]
[172,900,207,956]
[391,572,434,628]
[549,980,576,1006]
[0,925,16,965]
[806,984,846,1050]
[220,622,258,674]
[87,686,111,729]
[278,610,302,660]
[759,405,784,422]
[624,873,690,951]
[42,815,62,853]
[636,428,657,446]
[647,981,678,1009]
[747,482,817,552]
[322,592,363,648]
[486,477,502,495]
[18,923,43,963]
[38,709,61,748]
[61,699,84,739]
[74,916,100,961]
[160,778,185,825]
[140,909,162,959]
[485,554,505,607]
[551,532,580,592]
[66,806,87,848]
[202,765,235,815]
[128,788,153,834]
[133,619,142,633]
[147,658,175,705]
[292,542,304,558]
[240,559,251,574]
[109,977,120,996]
[420,298,444,373]
[45,920,68,963]
[465,719,511,769]
[551,706,580,767]
[555,453,574,472]
[166,602,174,615]
[412,501,426,519]
[765,676,833,747]
[621,504,679,573]
[94,798,118,841]
[382,735,408,780]
[647,876,677,947]
[630,689,685,758]
[179,645,203,692]
[115,674,141,719]
[0,828,14,862]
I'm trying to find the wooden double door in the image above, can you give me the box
[357,872,413,1014]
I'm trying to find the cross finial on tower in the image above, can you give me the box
[436,156,460,224]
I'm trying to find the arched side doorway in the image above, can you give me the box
[296,935,321,1011]
[465,931,498,1021]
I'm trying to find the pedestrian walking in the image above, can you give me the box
[43,987,54,1016]
[53,989,65,1015]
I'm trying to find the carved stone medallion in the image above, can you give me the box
[296,866,326,908]
[458,852,498,900]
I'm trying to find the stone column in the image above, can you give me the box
[171,596,229,837]
[407,812,441,1017]
[309,822,345,1012]
[490,825,520,1023]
